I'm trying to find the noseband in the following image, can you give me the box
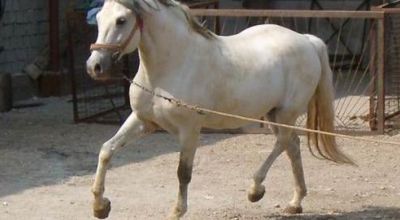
[90,14,144,54]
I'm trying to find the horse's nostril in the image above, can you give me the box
[94,63,102,74]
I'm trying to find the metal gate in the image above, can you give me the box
[372,2,400,132]
[67,7,399,134]
[191,9,386,134]
[67,11,135,124]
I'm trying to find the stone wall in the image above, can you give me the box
[0,1,49,73]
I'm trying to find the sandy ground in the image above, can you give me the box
[1,97,400,220]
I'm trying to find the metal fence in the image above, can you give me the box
[67,11,133,124]
[192,9,386,134]
[67,2,219,125]
[370,4,400,132]
[68,7,399,134]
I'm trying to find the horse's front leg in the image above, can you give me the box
[169,128,200,220]
[92,112,155,219]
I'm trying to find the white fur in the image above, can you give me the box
[88,1,334,219]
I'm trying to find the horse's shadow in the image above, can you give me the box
[268,206,400,219]
[0,126,239,198]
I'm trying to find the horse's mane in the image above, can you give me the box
[113,0,215,39]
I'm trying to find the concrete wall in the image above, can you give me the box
[0,1,49,73]
[0,0,71,74]
[0,0,71,100]
[0,0,387,75]
[0,0,387,101]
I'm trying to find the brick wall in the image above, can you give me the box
[0,0,69,74]
[0,1,49,73]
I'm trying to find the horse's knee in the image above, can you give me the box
[177,161,192,185]
[99,144,113,164]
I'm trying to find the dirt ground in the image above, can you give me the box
[1,97,400,220]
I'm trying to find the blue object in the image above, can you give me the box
[86,0,104,25]
[90,0,104,8]
[87,7,102,25]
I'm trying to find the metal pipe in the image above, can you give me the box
[48,0,60,71]
[190,9,385,19]
[376,17,385,133]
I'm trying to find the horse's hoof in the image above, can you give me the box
[93,198,111,219]
[247,185,265,203]
[283,206,303,214]
[168,205,186,220]
[167,215,180,220]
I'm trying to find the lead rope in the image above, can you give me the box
[122,75,400,146]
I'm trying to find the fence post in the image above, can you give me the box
[376,16,385,133]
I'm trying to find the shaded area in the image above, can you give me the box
[216,206,400,220]
[0,97,235,198]
[273,206,400,220]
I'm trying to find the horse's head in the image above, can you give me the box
[86,0,145,80]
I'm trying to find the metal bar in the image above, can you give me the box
[372,8,400,14]
[369,20,377,131]
[48,0,60,71]
[66,12,79,123]
[188,0,218,9]
[214,1,221,35]
[385,110,400,120]
[75,105,128,124]
[377,17,385,133]
[75,92,125,103]
[191,9,384,19]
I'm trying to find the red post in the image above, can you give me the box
[41,0,61,97]
[376,17,385,133]
[48,0,60,71]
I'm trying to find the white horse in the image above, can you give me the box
[86,0,353,219]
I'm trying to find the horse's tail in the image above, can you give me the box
[305,34,355,165]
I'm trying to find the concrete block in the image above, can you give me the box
[24,63,43,80]
[11,72,38,101]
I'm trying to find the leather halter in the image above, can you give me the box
[90,15,143,54]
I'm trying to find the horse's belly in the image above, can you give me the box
[202,117,253,129]
[202,102,275,129]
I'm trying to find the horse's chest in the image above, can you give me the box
[129,89,180,130]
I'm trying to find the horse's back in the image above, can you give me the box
[220,24,321,105]
[200,24,323,129]
[222,24,319,63]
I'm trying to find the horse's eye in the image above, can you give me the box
[116,17,126,26]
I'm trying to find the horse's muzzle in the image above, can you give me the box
[86,51,114,80]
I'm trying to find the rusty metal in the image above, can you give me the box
[67,6,396,132]
[67,11,131,124]
[191,9,384,19]
[67,2,218,124]
[192,9,388,133]
[369,20,377,131]
[67,12,78,122]
[48,0,60,71]
[370,3,400,131]
[188,0,221,34]
[376,18,385,133]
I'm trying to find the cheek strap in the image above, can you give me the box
[90,15,143,53]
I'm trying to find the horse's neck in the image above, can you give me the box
[137,8,203,79]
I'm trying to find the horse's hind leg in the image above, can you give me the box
[248,110,286,202]
[92,112,155,219]
[248,109,304,213]
[283,133,306,214]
